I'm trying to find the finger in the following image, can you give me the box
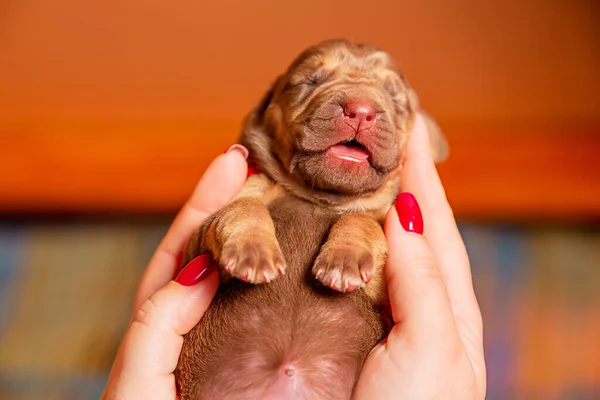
[134,145,248,309]
[401,114,483,335]
[384,193,457,343]
[104,255,219,400]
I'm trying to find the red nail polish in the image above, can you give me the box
[175,254,215,286]
[247,166,259,178]
[395,192,424,234]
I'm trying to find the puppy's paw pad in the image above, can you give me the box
[313,245,375,293]
[220,234,285,284]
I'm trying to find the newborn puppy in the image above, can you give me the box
[175,39,448,400]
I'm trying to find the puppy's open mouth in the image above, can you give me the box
[326,140,371,163]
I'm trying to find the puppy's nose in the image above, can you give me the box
[343,101,376,123]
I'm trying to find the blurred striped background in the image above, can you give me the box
[0,220,598,399]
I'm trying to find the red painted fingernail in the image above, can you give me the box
[175,254,215,286]
[247,166,259,177]
[224,144,249,159]
[395,192,424,234]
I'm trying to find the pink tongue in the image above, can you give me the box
[327,144,369,162]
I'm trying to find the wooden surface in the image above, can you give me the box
[1,0,599,220]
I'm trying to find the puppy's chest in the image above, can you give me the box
[268,194,338,275]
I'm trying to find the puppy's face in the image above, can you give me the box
[244,39,446,202]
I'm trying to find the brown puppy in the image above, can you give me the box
[175,39,448,400]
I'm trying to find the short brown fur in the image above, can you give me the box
[175,39,447,400]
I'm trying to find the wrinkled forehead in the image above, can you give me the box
[287,42,402,82]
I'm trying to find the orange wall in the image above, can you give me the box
[0,0,599,218]
[1,0,598,125]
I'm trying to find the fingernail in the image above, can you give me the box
[247,166,259,178]
[175,254,215,286]
[224,144,249,159]
[395,192,424,234]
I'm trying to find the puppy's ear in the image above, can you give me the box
[252,75,285,120]
[254,83,275,119]
[407,88,449,164]
[420,110,449,164]
[240,76,283,149]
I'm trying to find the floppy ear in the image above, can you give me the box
[239,76,283,155]
[254,83,276,119]
[407,88,450,164]
[240,78,279,145]
[251,74,287,121]
[420,110,449,163]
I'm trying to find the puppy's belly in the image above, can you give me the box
[176,196,384,399]
[179,280,382,400]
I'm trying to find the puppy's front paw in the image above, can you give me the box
[312,243,375,293]
[220,232,286,284]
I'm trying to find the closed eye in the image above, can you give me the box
[305,77,319,87]
[281,68,331,95]
[305,68,330,87]
[383,81,396,96]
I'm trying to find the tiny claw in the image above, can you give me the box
[223,257,236,270]
[278,264,286,275]
[346,279,364,292]
[245,268,255,283]
[263,271,271,283]
[360,270,372,283]
[343,281,356,292]
[329,276,341,291]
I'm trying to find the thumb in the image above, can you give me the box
[103,254,219,400]
[384,193,455,342]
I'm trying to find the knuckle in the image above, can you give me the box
[403,254,441,279]
[132,296,161,330]
[427,198,455,221]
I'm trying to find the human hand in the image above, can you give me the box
[101,145,249,400]
[354,115,486,399]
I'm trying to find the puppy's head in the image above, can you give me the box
[242,39,447,206]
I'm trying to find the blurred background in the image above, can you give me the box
[0,0,599,399]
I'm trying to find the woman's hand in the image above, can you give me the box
[101,145,249,400]
[354,115,487,399]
